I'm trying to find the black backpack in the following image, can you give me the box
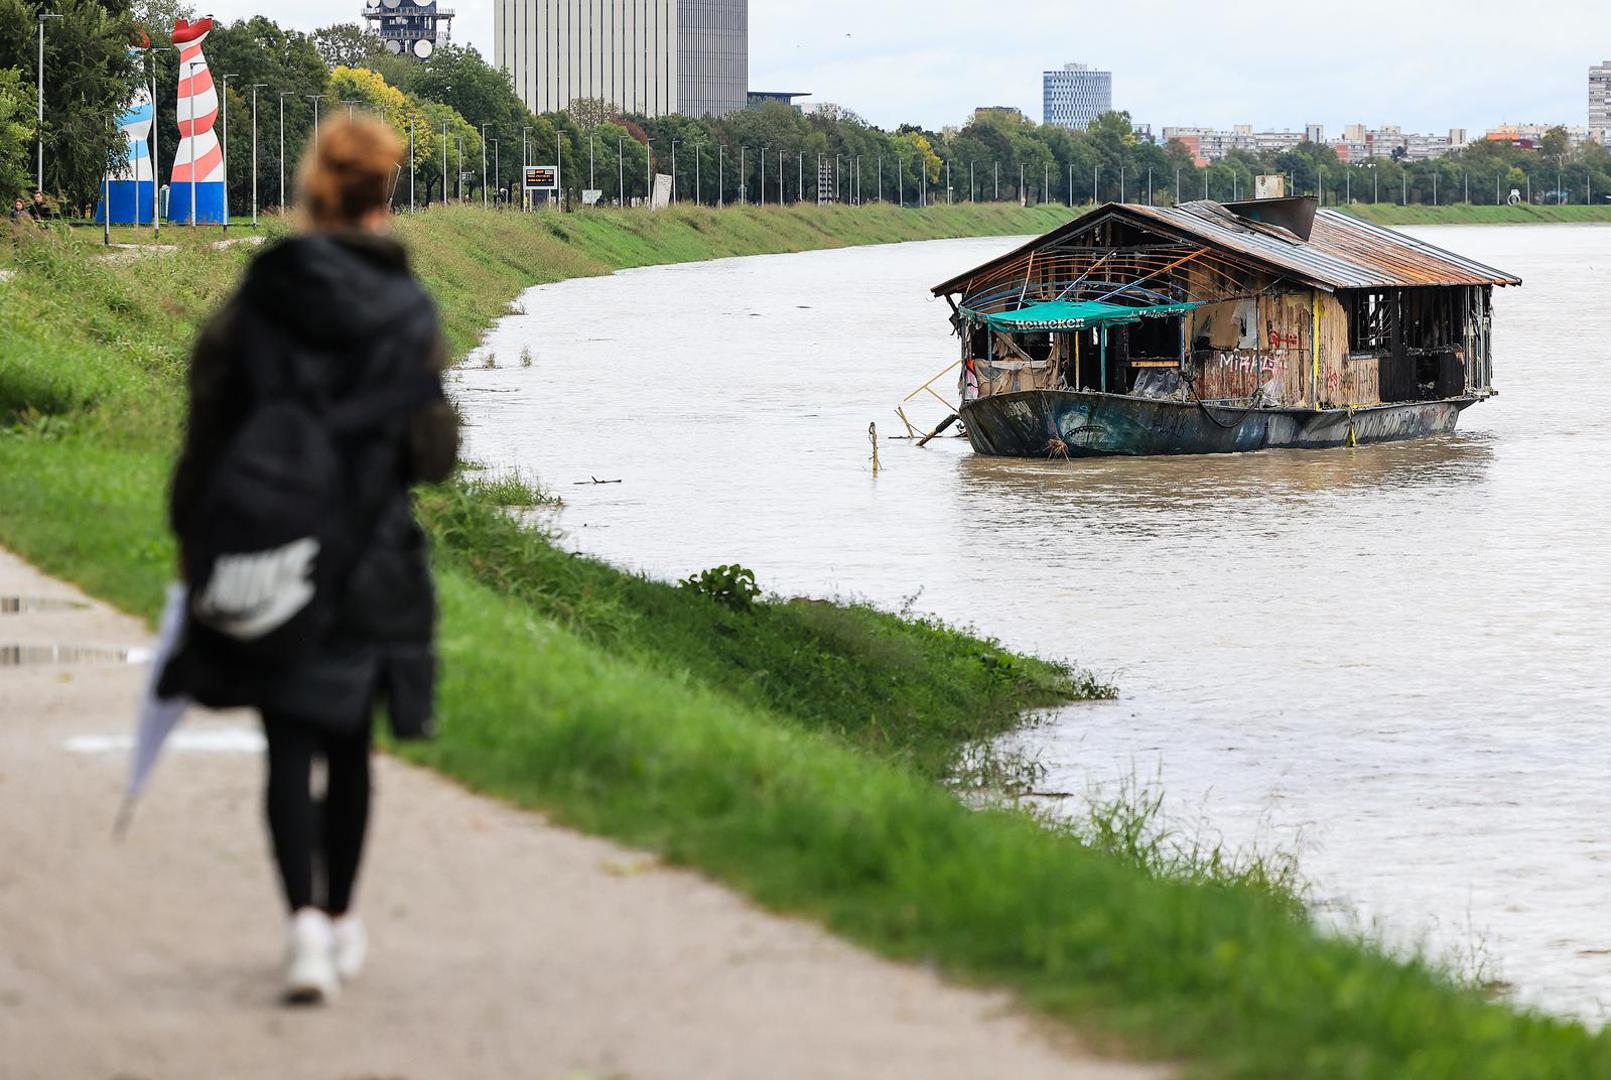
[179,305,440,675]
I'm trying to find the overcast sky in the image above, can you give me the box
[198,0,1609,135]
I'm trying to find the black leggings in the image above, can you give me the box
[262,715,373,916]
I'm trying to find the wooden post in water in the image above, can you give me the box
[869,423,881,475]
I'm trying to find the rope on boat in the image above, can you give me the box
[1181,369,1260,430]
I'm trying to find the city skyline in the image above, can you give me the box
[192,0,1609,135]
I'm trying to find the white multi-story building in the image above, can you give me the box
[1591,61,1611,142]
[1043,64,1111,131]
[494,0,748,119]
[1165,122,1468,165]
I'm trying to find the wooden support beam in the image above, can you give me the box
[917,414,960,448]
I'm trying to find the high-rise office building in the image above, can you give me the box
[494,0,748,119]
[1591,61,1611,142]
[1042,63,1111,130]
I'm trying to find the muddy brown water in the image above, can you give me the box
[456,224,1611,1022]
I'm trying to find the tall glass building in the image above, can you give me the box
[1043,63,1111,131]
[495,0,748,118]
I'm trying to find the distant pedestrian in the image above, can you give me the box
[163,116,459,1006]
[29,191,51,221]
[9,196,25,223]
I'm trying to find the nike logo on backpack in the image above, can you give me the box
[195,538,321,641]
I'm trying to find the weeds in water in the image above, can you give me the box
[1044,769,1308,913]
[482,352,498,369]
[520,346,534,367]
[461,469,557,508]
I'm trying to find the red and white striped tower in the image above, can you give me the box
[170,17,223,224]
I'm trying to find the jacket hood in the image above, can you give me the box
[239,233,424,346]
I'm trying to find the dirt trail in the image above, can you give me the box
[0,547,1167,1080]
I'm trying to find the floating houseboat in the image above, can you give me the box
[931,190,1521,457]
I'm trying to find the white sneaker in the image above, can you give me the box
[284,909,339,1005]
[331,915,368,982]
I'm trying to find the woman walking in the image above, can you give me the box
[165,116,458,1004]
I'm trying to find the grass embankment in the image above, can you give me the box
[1339,203,1611,226]
[4,207,1609,1077]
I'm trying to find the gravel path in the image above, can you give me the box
[0,547,1167,1080]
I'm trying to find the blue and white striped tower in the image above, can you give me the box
[97,45,156,225]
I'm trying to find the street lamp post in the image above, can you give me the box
[493,141,499,207]
[35,12,62,194]
[306,93,323,145]
[220,74,237,232]
[718,144,725,206]
[739,146,746,204]
[249,84,266,226]
[147,47,171,237]
[278,92,294,212]
[480,123,492,208]
[187,62,205,227]
[760,146,768,206]
[408,115,415,212]
[618,135,624,206]
[441,123,448,207]
[521,126,531,210]
[670,139,678,203]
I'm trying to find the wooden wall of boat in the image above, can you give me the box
[1186,289,1378,407]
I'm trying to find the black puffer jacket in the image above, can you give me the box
[168,231,459,732]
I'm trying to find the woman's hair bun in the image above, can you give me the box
[296,115,404,229]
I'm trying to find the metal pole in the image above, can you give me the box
[480,124,491,208]
[189,62,205,228]
[279,93,292,212]
[151,66,159,236]
[522,126,530,210]
[719,144,724,206]
[36,14,61,194]
[494,141,499,207]
[760,146,767,206]
[221,75,235,232]
[694,143,700,204]
[671,140,678,203]
[442,123,448,207]
[249,84,265,226]
[971,161,975,203]
[589,132,595,192]
[739,146,745,204]
[618,136,625,206]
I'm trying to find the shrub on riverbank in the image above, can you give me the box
[3,207,1608,1077]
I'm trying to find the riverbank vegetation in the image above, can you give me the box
[1340,203,1611,226]
[4,207,1610,1075]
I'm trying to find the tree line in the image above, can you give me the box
[3,0,1608,215]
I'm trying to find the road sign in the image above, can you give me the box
[524,165,559,191]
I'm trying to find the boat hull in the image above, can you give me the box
[960,390,1476,458]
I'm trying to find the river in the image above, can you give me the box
[454,223,1611,1022]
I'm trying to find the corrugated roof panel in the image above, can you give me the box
[931,201,1522,295]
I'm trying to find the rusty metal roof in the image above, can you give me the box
[932,200,1522,296]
